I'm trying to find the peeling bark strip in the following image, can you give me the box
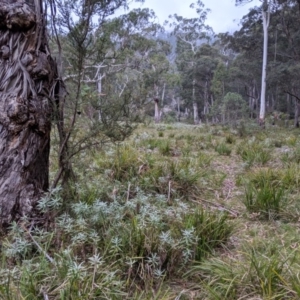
[0,0,56,226]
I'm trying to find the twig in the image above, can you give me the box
[126,182,131,202]
[167,181,172,204]
[190,198,239,218]
[40,288,49,300]
[22,223,55,265]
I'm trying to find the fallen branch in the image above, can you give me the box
[190,198,239,218]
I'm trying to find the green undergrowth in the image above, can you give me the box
[0,189,232,299]
[2,122,300,299]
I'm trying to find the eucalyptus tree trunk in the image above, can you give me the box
[294,99,300,128]
[154,98,160,123]
[0,0,56,226]
[192,79,199,124]
[177,96,181,121]
[97,71,105,121]
[193,102,199,125]
[161,83,166,107]
[154,83,160,123]
[259,1,270,126]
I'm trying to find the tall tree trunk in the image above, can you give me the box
[249,84,255,118]
[192,79,199,124]
[154,98,160,123]
[0,0,56,226]
[285,93,290,127]
[97,71,106,121]
[294,98,300,128]
[259,2,270,127]
[177,101,181,121]
[161,83,166,107]
[193,102,199,124]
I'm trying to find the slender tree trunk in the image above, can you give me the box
[285,93,290,127]
[249,84,255,118]
[97,72,103,121]
[193,102,199,125]
[259,3,270,127]
[192,79,199,124]
[0,0,56,226]
[161,83,166,107]
[175,95,180,121]
[294,98,300,128]
[154,98,160,123]
[184,107,190,119]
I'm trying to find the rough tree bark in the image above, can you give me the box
[0,0,56,226]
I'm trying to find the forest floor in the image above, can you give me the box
[2,122,300,299]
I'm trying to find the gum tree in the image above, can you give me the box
[171,0,213,124]
[0,0,58,226]
[236,0,273,126]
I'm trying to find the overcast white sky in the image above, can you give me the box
[121,0,261,33]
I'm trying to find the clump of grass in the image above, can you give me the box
[140,138,172,156]
[281,147,300,164]
[244,182,284,220]
[237,143,271,167]
[244,168,281,188]
[256,150,272,165]
[241,168,286,220]
[237,121,247,137]
[140,158,205,199]
[141,138,160,150]
[197,152,212,167]
[286,135,297,146]
[239,167,300,221]
[215,142,231,156]
[243,166,300,192]
[246,248,287,298]
[186,257,239,299]
[182,146,191,157]
[225,134,235,144]
[157,140,172,156]
[187,246,296,300]
[273,140,282,148]
[182,209,232,262]
[95,144,142,181]
[281,163,300,190]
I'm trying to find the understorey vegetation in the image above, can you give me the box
[2,122,300,299]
